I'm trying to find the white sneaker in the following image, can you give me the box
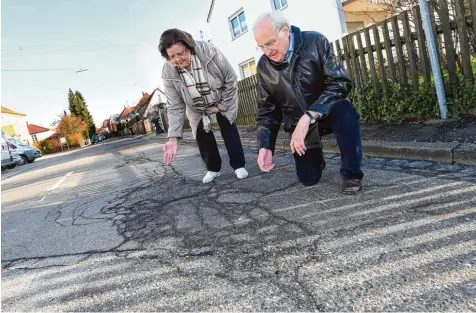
[235,167,248,179]
[202,171,220,184]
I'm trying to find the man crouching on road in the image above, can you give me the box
[254,10,364,194]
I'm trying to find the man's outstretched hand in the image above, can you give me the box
[290,115,311,156]
[163,138,178,165]
[257,148,275,172]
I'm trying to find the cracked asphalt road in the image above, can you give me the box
[1,136,476,311]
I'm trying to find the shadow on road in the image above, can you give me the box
[2,147,475,311]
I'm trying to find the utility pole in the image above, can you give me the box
[336,0,348,34]
[418,0,448,119]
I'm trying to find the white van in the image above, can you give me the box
[1,138,16,171]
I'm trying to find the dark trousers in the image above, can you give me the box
[294,99,364,186]
[196,113,246,172]
[154,122,164,134]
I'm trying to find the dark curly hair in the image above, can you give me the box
[158,28,196,59]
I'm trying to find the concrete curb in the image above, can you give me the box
[321,139,460,164]
[453,143,476,166]
[155,135,476,166]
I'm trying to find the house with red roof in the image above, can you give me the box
[106,88,167,136]
[98,119,110,135]
[127,89,167,135]
[116,106,135,135]
[127,92,152,135]
[27,123,55,144]
[108,113,120,133]
[119,106,135,123]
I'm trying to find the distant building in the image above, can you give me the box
[27,123,56,143]
[100,119,110,135]
[342,0,390,33]
[1,106,30,144]
[128,89,167,135]
[119,106,135,123]
[108,114,120,133]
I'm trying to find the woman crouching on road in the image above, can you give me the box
[159,28,248,183]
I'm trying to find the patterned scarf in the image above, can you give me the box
[177,54,217,113]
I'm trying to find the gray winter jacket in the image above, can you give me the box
[162,41,238,139]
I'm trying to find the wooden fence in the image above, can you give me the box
[338,0,475,98]
[236,74,260,126]
[236,0,476,125]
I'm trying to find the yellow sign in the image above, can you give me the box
[1,125,15,136]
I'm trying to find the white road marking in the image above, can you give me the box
[48,171,74,191]
[39,171,74,202]
[2,229,19,234]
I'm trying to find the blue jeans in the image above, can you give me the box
[294,99,364,186]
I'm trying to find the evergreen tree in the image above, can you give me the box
[67,89,96,137]
[75,91,86,103]
[68,89,77,116]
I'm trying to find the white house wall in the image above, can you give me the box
[144,89,167,118]
[34,130,56,142]
[207,0,345,79]
[1,114,31,143]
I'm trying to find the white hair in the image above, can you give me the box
[252,10,290,33]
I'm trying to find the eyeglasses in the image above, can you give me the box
[168,48,188,60]
[256,29,285,51]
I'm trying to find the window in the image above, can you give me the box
[229,10,248,39]
[31,134,38,144]
[239,59,257,79]
[272,0,288,10]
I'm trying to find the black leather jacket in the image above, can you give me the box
[256,26,352,151]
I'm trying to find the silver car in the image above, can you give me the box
[1,138,16,171]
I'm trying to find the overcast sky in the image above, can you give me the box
[2,0,211,127]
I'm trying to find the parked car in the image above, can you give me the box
[92,135,104,144]
[1,138,16,171]
[9,143,38,165]
[12,151,23,166]
[3,137,39,165]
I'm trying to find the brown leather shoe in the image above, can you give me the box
[342,179,362,195]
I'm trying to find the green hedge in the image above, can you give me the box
[350,79,476,122]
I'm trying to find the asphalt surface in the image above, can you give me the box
[1,135,476,311]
